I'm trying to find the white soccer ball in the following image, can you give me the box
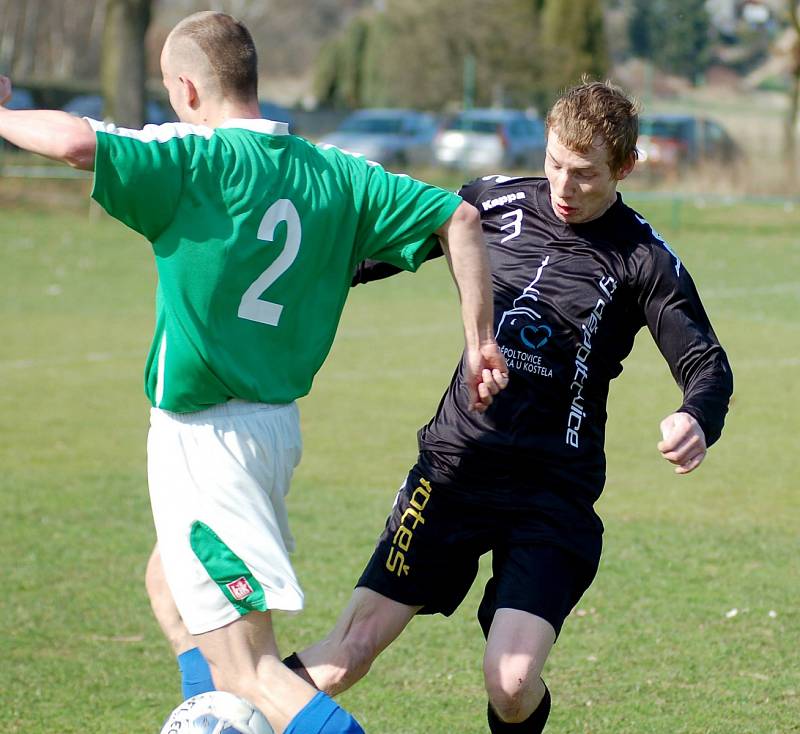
[159,691,274,734]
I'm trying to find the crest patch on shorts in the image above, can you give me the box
[190,520,268,615]
[227,576,254,600]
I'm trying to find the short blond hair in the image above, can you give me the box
[546,80,639,177]
[167,11,258,102]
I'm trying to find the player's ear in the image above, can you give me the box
[615,152,636,182]
[179,76,200,110]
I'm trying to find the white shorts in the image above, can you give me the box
[147,400,304,635]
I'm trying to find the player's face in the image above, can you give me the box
[544,130,623,224]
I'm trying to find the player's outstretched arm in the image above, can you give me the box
[0,76,96,170]
[657,411,707,474]
[436,201,508,412]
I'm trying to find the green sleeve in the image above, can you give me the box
[355,163,462,271]
[91,128,187,242]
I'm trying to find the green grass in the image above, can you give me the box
[0,187,798,733]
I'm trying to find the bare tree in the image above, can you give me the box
[0,0,367,109]
[786,1,800,187]
[101,0,152,126]
[0,0,105,95]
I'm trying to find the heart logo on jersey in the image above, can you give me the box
[520,323,551,350]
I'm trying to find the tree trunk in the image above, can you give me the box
[101,0,152,127]
[786,1,800,189]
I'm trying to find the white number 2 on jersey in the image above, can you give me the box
[238,199,301,327]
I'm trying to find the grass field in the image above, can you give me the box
[0,180,798,733]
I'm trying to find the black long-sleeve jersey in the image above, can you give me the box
[354,176,732,527]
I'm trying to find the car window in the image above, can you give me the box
[509,119,528,136]
[341,116,405,134]
[447,118,499,133]
[402,117,421,134]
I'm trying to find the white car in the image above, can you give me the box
[318,109,439,169]
[433,109,545,170]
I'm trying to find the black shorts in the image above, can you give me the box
[356,459,600,636]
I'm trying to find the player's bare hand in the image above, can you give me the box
[657,412,707,474]
[466,341,509,412]
[0,76,12,107]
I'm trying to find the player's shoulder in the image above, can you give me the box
[313,140,378,169]
[90,119,215,145]
[617,198,684,276]
[459,174,544,209]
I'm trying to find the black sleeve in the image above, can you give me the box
[635,245,733,446]
[351,244,445,286]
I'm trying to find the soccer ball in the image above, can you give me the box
[159,691,274,734]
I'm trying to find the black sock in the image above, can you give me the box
[487,683,551,733]
[282,652,318,688]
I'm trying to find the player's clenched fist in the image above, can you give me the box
[466,341,509,412]
[657,411,707,474]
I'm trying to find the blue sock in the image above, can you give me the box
[284,691,364,734]
[177,647,215,700]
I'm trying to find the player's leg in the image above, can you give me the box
[482,608,555,730]
[148,402,364,733]
[477,543,599,733]
[146,543,194,655]
[145,543,215,698]
[196,609,363,734]
[291,458,487,696]
[291,586,419,695]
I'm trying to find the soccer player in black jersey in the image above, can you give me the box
[282,81,733,733]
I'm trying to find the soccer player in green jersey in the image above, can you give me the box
[0,11,507,734]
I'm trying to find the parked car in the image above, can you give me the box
[61,94,174,125]
[318,109,439,168]
[4,87,35,110]
[636,114,741,173]
[433,108,546,170]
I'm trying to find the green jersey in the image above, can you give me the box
[89,118,461,413]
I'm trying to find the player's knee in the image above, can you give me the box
[483,662,544,723]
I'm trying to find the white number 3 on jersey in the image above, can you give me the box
[500,208,523,243]
[238,199,301,327]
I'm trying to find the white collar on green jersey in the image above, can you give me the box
[86,117,289,141]
[220,118,289,136]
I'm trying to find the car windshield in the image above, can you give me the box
[447,118,500,133]
[341,117,405,134]
[639,119,690,138]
